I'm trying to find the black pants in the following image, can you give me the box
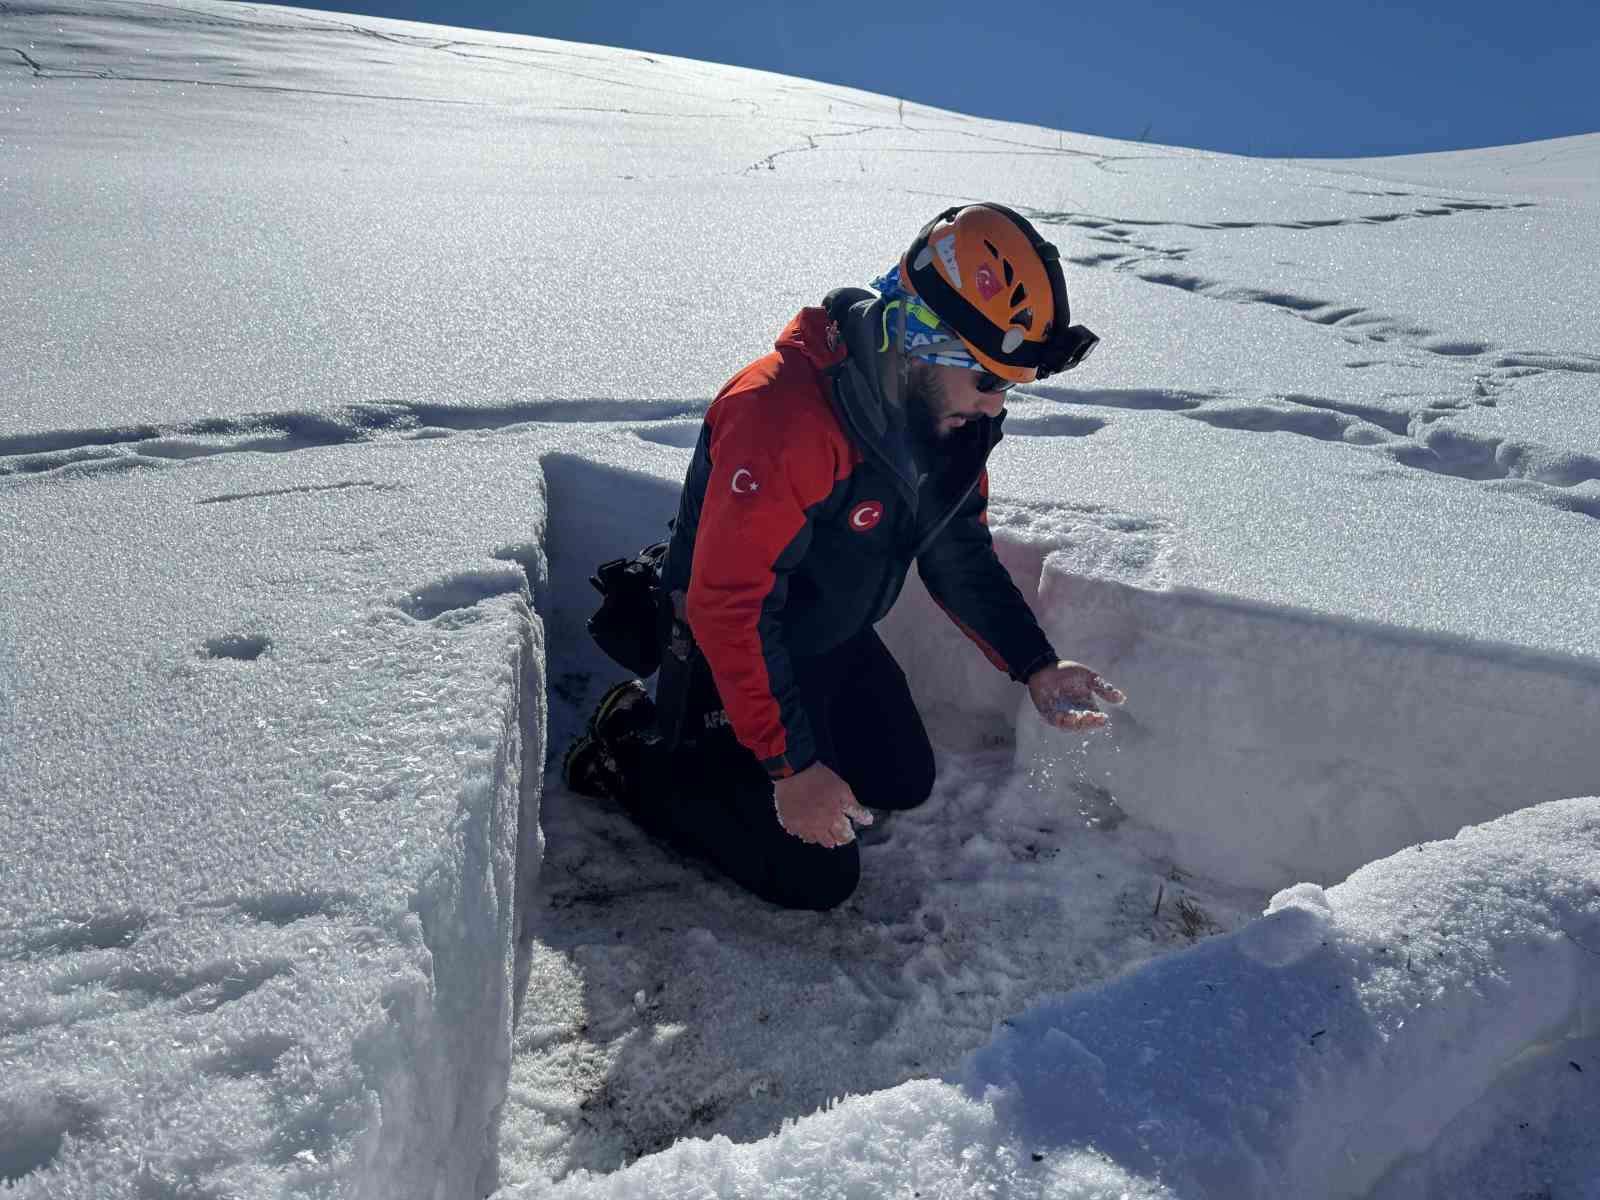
[615,629,935,911]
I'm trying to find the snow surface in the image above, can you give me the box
[3,2,1599,1196]
[528,797,1600,1200]
[1300,132,1600,203]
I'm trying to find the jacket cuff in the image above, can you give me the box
[1013,648,1060,685]
[761,751,815,781]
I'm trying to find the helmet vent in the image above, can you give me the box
[983,239,1000,258]
[1010,284,1027,308]
[1013,307,1035,331]
[1003,260,1015,286]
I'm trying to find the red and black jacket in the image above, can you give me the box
[656,288,1057,779]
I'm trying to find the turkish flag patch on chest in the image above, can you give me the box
[848,501,884,532]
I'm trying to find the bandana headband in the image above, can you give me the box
[870,265,980,371]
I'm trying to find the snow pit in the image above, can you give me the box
[516,437,1600,1195]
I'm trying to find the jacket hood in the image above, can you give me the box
[825,287,905,447]
[773,305,850,371]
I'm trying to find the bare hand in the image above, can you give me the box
[773,762,873,848]
[1027,660,1126,731]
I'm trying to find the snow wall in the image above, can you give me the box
[0,433,551,1199]
[881,537,1600,891]
[532,794,1600,1200]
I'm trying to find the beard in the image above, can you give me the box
[903,360,952,453]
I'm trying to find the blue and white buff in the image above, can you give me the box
[870,264,979,370]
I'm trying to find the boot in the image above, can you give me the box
[563,680,659,800]
[589,678,658,743]
[562,732,627,801]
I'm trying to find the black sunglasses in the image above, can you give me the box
[976,372,1015,394]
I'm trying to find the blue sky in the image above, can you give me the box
[276,0,1599,157]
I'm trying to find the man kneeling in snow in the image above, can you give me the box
[566,202,1124,910]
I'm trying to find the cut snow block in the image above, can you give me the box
[1020,564,1600,890]
[0,433,551,1198]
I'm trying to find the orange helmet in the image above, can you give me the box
[900,203,1098,383]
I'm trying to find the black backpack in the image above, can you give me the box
[586,541,669,677]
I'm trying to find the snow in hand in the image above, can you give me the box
[3,3,1598,1197]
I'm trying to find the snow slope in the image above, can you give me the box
[1299,131,1600,202]
[3,2,1598,1196]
